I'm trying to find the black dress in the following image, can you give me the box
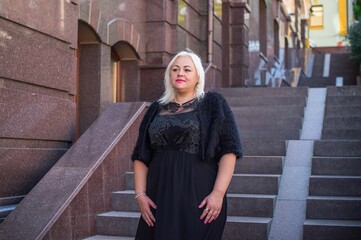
[135,105,227,240]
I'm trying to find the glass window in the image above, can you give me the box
[111,50,121,102]
[214,0,222,18]
[310,5,324,29]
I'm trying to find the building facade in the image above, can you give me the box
[0,0,310,237]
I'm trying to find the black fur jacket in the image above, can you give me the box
[131,91,242,166]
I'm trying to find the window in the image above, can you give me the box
[310,5,324,29]
[111,50,121,102]
[214,0,222,18]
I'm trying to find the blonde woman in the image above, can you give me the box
[132,50,242,240]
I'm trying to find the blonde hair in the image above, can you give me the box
[158,50,205,104]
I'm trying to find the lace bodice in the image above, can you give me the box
[148,110,200,154]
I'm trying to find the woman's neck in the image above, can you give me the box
[174,93,196,104]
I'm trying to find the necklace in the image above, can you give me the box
[164,97,197,113]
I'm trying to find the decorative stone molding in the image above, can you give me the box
[79,1,141,53]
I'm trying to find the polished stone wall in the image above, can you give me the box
[0,0,78,206]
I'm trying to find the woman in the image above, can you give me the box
[132,50,242,240]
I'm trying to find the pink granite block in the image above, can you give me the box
[146,0,165,21]
[140,67,165,101]
[0,18,76,92]
[0,149,66,197]
[69,185,92,239]
[48,207,72,240]
[0,88,75,141]
[0,0,78,48]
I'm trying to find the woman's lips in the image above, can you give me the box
[176,79,185,83]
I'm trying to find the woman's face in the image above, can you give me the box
[170,56,199,96]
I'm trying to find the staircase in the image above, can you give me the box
[299,52,359,87]
[303,86,361,240]
[84,87,309,240]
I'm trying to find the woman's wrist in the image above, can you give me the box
[135,191,147,199]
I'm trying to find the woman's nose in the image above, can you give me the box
[177,70,184,76]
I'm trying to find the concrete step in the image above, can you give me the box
[222,216,272,240]
[324,106,361,117]
[125,173,281,195]
[232,106,305,118]
[306,196,361,220]
[111,191,276,218]
[216,87,308,98]
[314,140,361,157]
[242,140,287,156]
[303,219,361,240]
[309,175,361,196]
[225,96,306,107]
[96,211,272,240]
[327,86,361,96]
[236,116,303,129]
[234,156,284,174]
[312,157,361,176]
[322,129,361,140]
[326,96,361,106]
[323,117,361,129]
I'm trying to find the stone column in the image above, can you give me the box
[223,1,251,87]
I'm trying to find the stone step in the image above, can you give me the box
[242,140,287,156]
[235,116,303,129]
[306,196,361,220]
[96,211,272,240]
[240,129,300,140]
[314,140,361,157]
[222,216,272,240]
[309,175,361,196]
[298,77,336,88]
[0,205,16,223]
[125,173,281,195]
[216,87,308,98]
[112,191,276,218]
[227,194,276,217]
[96,211,139,237]
[228,174,281,195]
[232,106,305,118]
[84,236,134,240]
[234,156,284,174]
[327,86,361,96]
[322,129,361,140]
[324,106,361,117]
[303,219,361,240]
[312,157,361,176]
[225,96,306,107]
[326,96,361,106]
[323,117,361,129]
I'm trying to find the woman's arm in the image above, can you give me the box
[199,153,236,224]
[134,160,157,227]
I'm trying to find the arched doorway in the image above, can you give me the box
[76,20,101,138]
[111,41,140,102]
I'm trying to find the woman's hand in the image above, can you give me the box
[137,194,157,227]
[198,190,224,224]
